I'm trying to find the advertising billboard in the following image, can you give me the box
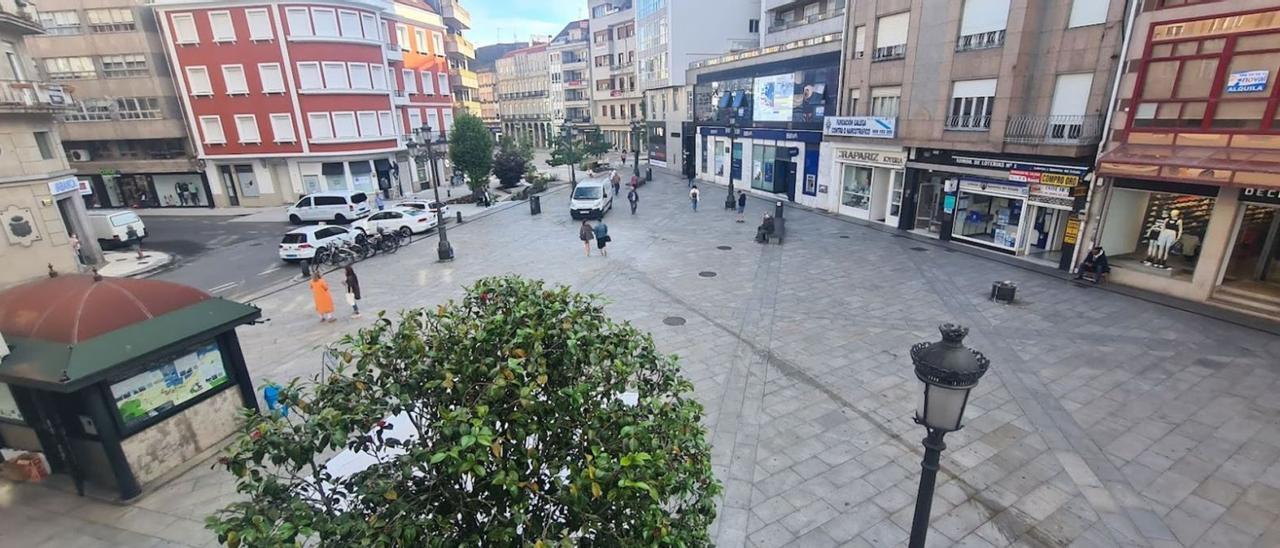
[753,74,795,122]
[111,342,229,427]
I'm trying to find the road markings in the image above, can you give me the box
[209,281,238,293]
[258,266,281,276]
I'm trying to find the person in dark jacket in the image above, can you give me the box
[627,187,639,214]
[736,191,747,223]
[593,220,610,256]
[1075,246,1110,283]
[579,220,595,256]
[343,265,362,317]
[756,214,775,243]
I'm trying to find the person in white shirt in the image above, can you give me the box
[690,185,700,212]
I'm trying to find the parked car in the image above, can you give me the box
[85,209,146,249]
[287,191,372,224]
[397,199,450,218]
[569,177,613,219]
[353,208,438,237]
[278,225,355,262]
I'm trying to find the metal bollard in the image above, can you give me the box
[456,211,463,224]
[530,194,542,215]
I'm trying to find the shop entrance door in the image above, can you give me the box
[885,171,905,228]
[219,166,241,206]
[1022,205,1068,263]
[913,180,943,236]
[1221,204,1280,298]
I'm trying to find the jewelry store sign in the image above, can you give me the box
[823,116,896,139]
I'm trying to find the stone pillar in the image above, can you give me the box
[1188,189,1239,301]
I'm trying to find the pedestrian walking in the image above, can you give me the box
[690,185,700,211]
[69,234,84,267]
[687,173,695,188]
[627,187,639,214]
[630,174,639,189]
[375,194,385,211]
[343,265,361,317]
[309,271,336,322]
[611,172,621,198]
[579,220,595,256]
[736,191,747,223]
[125,225,144,259]
[593,220,610,256]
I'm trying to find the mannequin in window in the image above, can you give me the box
[1143,209,1183,269]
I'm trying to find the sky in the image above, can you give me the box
[464,0,584,47]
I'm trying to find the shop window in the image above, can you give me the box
[1100,186,1216,278]
[322,162,347,190]
[953,186,1024,250]
[840,165,872,210]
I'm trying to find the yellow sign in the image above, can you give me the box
[1063,218,1082,245]
[1040,173,1080,187]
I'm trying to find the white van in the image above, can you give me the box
[86,210,146,248]
[287,191,372,224]
[569,178,613,220]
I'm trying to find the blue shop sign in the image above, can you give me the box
[48,176,80,195]
[1226,70,1268,93]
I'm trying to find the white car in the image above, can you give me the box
[397,199,449,218]
[278,225,355,262]
[353,208,438,237]
[569,178,613,220]
[287,191,372,224]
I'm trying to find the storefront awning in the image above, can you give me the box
[1097,144,1280,188]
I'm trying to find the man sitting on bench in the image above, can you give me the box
[1075,246,1110,283]
[756,214,776,243]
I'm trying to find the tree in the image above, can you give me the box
[582,128,612,161]
[546,128,587,184]
[207,276,721,546]
[448,113,494,193]
[492,138,528,188]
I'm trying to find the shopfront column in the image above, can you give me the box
[1190,189,1239,301]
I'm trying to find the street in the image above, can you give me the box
[143,216,299,300]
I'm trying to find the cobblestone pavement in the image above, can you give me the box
[3,169,1279,547]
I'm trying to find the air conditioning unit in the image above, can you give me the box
[68,149,92,162]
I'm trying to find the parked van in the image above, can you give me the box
[86,210,146,248]
[287,191,372,224]
[569,178,614,220]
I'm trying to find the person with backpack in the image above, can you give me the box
[689,185,700,211]
[627,187,639,214]
[593,220,611,256]
[579,220,595,257]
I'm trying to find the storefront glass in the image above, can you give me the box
[953,191,1025,250]
[350,161,374,193]
[323,162,347,191]
[889,172,905,218]
[840,165,872,210]
[1222,204,1280,293]
[751,145,782,193]
[714,143,726,177]
[1100,187,1216,279]
[151,174,207,207]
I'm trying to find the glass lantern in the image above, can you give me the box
[910,324,990,432]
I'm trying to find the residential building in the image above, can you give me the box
[495,42,550,147]
[817,0,1125,273]
[0,0,99,287]
[25,0,207,210]
[477,67,498,131]
[637,0,758,173]
[688,0,843,206]
[419,0,478,118]
[548,20,590,129]
[762,0,845,47]
[153,0,452,208]
[1088,0,1280,319]
[588,0,640,152]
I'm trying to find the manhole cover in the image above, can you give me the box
[717,245,732,250]
[698,271,717,278]
[663,316,687,326]
[839,235,850,239]
[910,247,928,252]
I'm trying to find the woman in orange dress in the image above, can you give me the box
[309,271,336,322]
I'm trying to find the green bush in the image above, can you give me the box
[207,277,721,546]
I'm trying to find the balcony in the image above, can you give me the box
[1004,114,1103,146]
[392,90,409,106]
[445,34,475,60]
[0,80,74,113]
[564,78,587,89]
[767,6,845,34]
[451,67,478,90]
[610,62,634,74]
[440,0,471,30]
[944,113,991,131]
[956,30,1005,52]
[458,100,481,115]
[384,42,403,62]
[872,44,905,62]
[0,2,43,35]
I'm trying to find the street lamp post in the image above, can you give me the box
[724,119,738,210]
[407,126,454,261]
[629,119,643,177]
[907,323,990,548]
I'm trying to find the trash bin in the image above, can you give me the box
[456,211,463,224]
[530,195,542,215]
[990,281,1017,303]
[645,168,652,182]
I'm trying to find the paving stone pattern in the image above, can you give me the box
[3,170,1279,547]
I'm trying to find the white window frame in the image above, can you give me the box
[959,0,1010,36]
[357,111,379,137]
[297,62,322,90]
[332,111,358,139]
[1068,0,1108,29]
[171,13,198,44]
[312,8,338,37]
[396,24,409,50]
[322,61,349,89]
[308,112,333,140]
[421,71,435,95]
[338,10,362,39]
[378,111,394,136]
[438,72,450,95]
[432,32,444,55]
[222,64,249,95]
[185,66,212,96]
[246,9,273,41]
[947,78,997,130]
[402,69,417,94]
[371,64,386,89]
[870,86,900,118]
[285,7,312,37]
[414,29,428,54]
[349,62,372,89]
[360,13,378,41]
[269,113,296,142]
[407,109,422,132]
[258,63,285,93]
[208,11,236,43]
[442,110,454,132]
[853,26,866,59]
[235,114,261,144]
[199,115,225,144]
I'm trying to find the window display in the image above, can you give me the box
[111,341,230,428]
[953,192,1025,249]
[841,165,873,210]
[1100,186,1216,278]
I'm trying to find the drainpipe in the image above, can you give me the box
[1076,0,1141,267]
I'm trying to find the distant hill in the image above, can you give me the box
[474,43,531,71]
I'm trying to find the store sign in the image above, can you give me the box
[949,155,1087,178]
[78,179,93,196]
[834,148,906,168]
[823,116,896,139]
[1009,170,1041,183]
[960,179,1029,197]
[1062,218,1082,245]
[1030,184,1071,199]
[1226,70,1269,93]
[1240,186,1280,205]
[48,176,80,196]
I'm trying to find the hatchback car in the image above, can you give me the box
[279,225,355,261]
[287,192,372,224]
[353,208,438,237]
[397,199,450,218]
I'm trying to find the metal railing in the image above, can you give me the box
[767,6,845,33]
[872,44,906,62]
[690,32,841,70]
[1004,114,1103,145]
[0,80,74,111]
[944,114,991,131]
[956,30,1005,52]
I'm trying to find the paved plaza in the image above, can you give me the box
[3,169,1280,547]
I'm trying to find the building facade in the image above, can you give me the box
[25,0,208,210]
[0,0,100,287]
[495,42,550,147]
[636,0,759,173]
[548,20,590,129]
[477,67,498,131]
[818,0,1124,273]
[588,0,639,152]
[152,0,455,208]
[1088,0,1280,320]
[421,0,478,118]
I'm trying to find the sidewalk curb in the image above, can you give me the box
[97,252,175,279]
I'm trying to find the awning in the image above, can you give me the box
[1097,144,1280,188]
